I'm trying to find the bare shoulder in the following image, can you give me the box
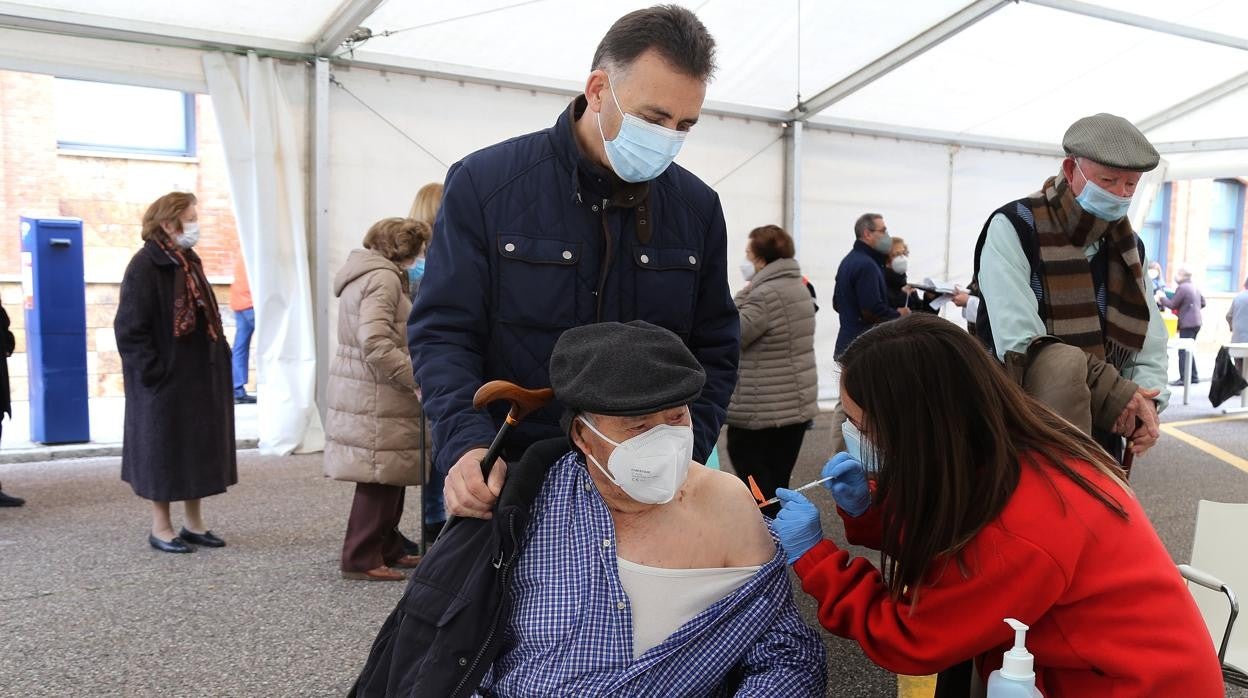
[686,465,776,566]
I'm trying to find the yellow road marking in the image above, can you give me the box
[1163,413,1248,429]
[1160,423,1248,475]
[897,675,937,698]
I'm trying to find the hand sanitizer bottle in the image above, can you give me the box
[986,618,1043,697]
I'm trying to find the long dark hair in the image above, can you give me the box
[839,314,1129,600]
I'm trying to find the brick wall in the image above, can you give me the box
[0,69,247,399]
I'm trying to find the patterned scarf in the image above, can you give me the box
[1024,173,1151,368]
[153,236,223,342]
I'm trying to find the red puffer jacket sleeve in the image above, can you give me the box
[791,527,1068,677]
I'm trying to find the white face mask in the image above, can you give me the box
[1147,268,1160,280]
[739,260,757,282]
[578,416,694,505]
[890,255,909,274]
[177,222,200,249]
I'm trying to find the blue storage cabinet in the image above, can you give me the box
[21,217,90,444]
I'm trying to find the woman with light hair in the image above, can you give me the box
[1156,264,1205,385]
[326,217,430,581]
[114,191,237,554]
[405,183,443,300]
[405,181,446,552]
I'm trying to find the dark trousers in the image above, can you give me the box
[1179,326,1201,382]
[726,422,810,518]
[342,482,406,572]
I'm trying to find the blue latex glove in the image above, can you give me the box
[821,452,871,517]
[774,488,824,565]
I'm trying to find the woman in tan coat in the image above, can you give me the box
[726,225,818,517]
[326,217,430,581]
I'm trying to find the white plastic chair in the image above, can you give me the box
[1179,500,1248,689]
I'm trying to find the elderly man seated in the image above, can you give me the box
[475,320,826,696]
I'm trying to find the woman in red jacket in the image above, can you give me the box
[773,314,1222,697]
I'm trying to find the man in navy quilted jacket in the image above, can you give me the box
[409,5,740,520]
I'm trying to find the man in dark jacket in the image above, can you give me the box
[828,213,908,452]
[409,6,740,519]
[833,213,908,357]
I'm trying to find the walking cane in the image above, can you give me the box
[1121,417,1142,480]
[473,381,555,479]
[433,381,553,545]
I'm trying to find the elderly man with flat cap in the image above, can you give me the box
[474,320,826,696]
[971,113,1170,463]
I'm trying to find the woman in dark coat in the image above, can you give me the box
[0,301,22,507]
[114,191,237,554]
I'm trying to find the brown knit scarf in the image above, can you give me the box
[1024,173,1151,368]
[153,236,223,342]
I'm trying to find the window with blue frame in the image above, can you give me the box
[1209,179,1245,293]
[54,78,196,157]
[1138,182,1170,271]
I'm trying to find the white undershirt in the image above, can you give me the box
[616,556,761,659]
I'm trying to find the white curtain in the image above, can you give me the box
[203,52,324,455]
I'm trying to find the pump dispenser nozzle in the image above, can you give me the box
[1001,618,1035,680]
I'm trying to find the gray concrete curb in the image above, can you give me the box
[0,438,261,464]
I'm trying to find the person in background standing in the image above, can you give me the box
[883,237,936,315]
[1147,261,1165,295]
[325,217,428,581]
[405,182,444,553]
[1230,277,1248,376]
[726,225,817,517]
[114,191,237,554]
[829,213,910,453]
[230,255,256,404]
[1229,276,1248,344]
[1157,264,1205,385]
[0,300,22,508]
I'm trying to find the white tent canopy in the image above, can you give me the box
[0,0,1245,452]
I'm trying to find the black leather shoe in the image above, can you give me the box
[149,534,193,554]
[234,394,257,404]
[0,490,25,507]
[179,528,226,547]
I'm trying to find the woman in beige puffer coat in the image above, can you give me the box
[326,217,429,581]
[725,224,818,517]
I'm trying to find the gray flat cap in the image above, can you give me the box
[1062,113,1159,172]
[550,321,704,417]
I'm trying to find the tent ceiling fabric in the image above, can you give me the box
[0,0,343,43]
[0,0,1244,156]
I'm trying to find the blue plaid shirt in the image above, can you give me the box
[478,452,827,697]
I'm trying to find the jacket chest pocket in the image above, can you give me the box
[632,244,700,335]
[496,234,581,329]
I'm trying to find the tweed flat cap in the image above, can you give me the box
[1062,113,1159,172]
[550,321,704,417]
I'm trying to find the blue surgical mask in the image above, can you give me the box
[407,258,425,284]
[596,75,687,183]
[1074,161,1132,221]
[842,420,879,474]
